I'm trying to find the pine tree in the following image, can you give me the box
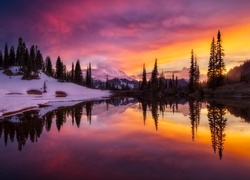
[75,59,83,85]
[140,63,147,90]
[150,59,159,94]
[194,55,200,90]
[0,51,3,67]
[189,49,195,92]
[207,30,226,89]
[36,50,43,70]
[71,62,74,82]
[158,70,165,93]
[16,37,26,66]
[3,43,9,68]
[86,63,92,88]
[29,45,37,73]
[9,46,15,67]
[216,30,226,86]
[56,56,63,80]
[45,56,53,76]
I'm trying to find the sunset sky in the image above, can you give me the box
[0,0,250,80]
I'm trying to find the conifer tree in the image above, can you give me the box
[216,30,226,86]
[3,43,9,68]
[150,59,159,94]
[189,49,195,92]
[86,63,92,88]
[16,37,26,66]
[45,56,53,76]
[140,63,147,90]
[75,59,83,85]
[207,30,226,89]
[0,51,3,67]
[9,46,15,67]
[36,50,43,70]
[71,62,74,82]
[56,56,63,80]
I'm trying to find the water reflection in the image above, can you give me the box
[0,98,248,157]
[1,98,250,179]
[207,103,227,160]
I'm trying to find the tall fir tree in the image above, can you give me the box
[16,37,26,66]
[71,62,74,82]
[3,43,9,68]
[86,63,92,88]
[0,51,3,67]
[45,56,53,76]
[150,59,159,94]
[75,59,83,85]
[194,55,200,90]
[216,30,226,86]
[36,50,43,70]
[140,63,147,90]
[207,37,216,89]
[56,56,63,80]
[9,46,15,67]
[207,30,226,89]
[189,49,195,93]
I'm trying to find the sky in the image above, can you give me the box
[0,0,250,80]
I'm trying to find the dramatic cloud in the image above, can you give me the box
[0,0,250,78]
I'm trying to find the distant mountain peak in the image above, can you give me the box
[82,67,134,81]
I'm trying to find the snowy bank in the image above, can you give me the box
[0,69,110,117]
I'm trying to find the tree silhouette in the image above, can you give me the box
[189,100,201,141]
[140,63,147,90]
[0,51,3,67]
[75,59,83,85]
[207,103,227,159]
[207,30,226,89]
[150,59,159,95]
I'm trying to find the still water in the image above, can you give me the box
[0,98,250,179]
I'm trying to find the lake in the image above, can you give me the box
[0,98,250,179]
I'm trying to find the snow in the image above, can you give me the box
[0,68,110,117]
[82,67,134,81]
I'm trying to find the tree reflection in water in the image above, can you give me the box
[188,100,201,141]
[207,103,227,160]
[0,98,245,160]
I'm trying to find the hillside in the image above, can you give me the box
[227,60,250,83]
[0,67,110,117]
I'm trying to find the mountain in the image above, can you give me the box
[227,60,250,83]
[82,67,134,82]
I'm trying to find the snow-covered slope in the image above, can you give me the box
[0,68,110,117]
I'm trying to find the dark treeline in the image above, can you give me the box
[0,37,92,87]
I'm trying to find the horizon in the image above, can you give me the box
[0,0,250,80]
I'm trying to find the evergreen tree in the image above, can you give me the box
[16,37,26,66]
[71,62,74,82]
[3,43,9,68]
[9,46,15,67]
[56,56,63,80]
[207,37,216,89]
[150,59,159,94]
[45,56,53,76]
[75,59,83,85]
[194,56,200,90]
[0,51,3,67]
[158,70,165,93]
[216,30,226,86]
[140,63,147,90]
[207,30,226,89]
[86,63,92,88]
[36,50,43,70]
[29,45,36,73]
[189,49,195,92]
